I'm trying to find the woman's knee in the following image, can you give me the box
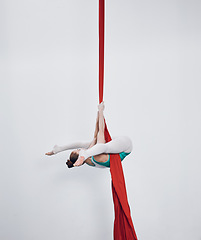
[124,136,133,152]
[115,136,133,153]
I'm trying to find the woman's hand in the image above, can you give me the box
[98,101,105,111]
[45,151,54,156]
[73,156,85,167]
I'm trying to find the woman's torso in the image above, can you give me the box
[85,153,109,167]
[85,152,131,168]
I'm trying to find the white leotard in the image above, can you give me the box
[51,136,133,168]
[79,136,133,161]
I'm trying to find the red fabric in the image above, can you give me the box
[99,0,104,104]
[99,1,138,239]
[104,124,138,240]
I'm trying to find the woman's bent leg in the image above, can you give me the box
[104,136,133,153]
[81,136,133,160]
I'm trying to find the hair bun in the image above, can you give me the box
[66,159,74,168]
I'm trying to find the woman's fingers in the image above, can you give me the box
[98,101,105,111]
[73,156,85,167]
[73,162,80,167]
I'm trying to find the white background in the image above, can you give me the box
[1,0,201,239]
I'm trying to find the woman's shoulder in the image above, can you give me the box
[85,157,95,166]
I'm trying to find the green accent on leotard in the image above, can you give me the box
[119,152,131,161]
[91,152,131,168]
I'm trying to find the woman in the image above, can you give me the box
[45,102,133,168]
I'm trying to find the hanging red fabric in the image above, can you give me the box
[99,0,104,103]
[98,0,138,239]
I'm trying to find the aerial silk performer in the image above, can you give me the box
[46,102,138,240]
[46,0,138,239]
[46,102,133,170]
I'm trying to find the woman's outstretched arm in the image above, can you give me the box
[87,111,99,149]
[74,102,106,166]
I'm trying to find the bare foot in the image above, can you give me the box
[45,151,54,156]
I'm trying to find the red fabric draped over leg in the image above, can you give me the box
[104,123,138,240]
[99,1,138,239]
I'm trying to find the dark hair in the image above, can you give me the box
[66,151,79,168]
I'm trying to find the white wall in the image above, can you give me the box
[1,0,201,239]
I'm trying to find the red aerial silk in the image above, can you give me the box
[99,0,104,104]
[99,0,138,239]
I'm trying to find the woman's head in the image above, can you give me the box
[66,150,79,168]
